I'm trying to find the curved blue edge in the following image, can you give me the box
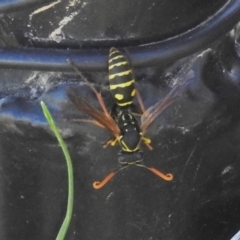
[0,0,52,13]
[0,0,239,71]
[0,75,196,133]
[0,84,70,126]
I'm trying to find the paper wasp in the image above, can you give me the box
[67,48,189,189]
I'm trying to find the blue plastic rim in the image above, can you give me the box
[0,0,239,71]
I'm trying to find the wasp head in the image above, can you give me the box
[117,150,143,166]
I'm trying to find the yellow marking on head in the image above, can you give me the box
[131,89,136,97]
[109,55,124,63]
[109,61,128,70]
[117,101,132,106]
[115,94,124,100]
[124,123,128,126]
[109,70,132,80]
[110,80,134,90]
[120,140,140,152]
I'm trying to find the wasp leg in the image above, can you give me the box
[141,135,153,150]
[102,136,118,148]
[67,59,111,118]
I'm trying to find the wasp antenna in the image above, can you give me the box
[93,165,126,189]
[148,167,173,181]
[137,164,173,181]
[93,172,116,189]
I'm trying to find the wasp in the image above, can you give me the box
[67,48,189,189]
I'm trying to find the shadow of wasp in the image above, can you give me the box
[67,48,190,189]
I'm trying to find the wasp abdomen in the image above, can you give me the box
[108,48,136,107]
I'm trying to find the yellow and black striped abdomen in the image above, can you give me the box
[108,47,136,107]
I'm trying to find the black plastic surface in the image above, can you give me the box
[1,0,227,45]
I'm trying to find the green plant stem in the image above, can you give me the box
[40,101,74,240]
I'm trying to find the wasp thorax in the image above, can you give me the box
[117,111,141,152]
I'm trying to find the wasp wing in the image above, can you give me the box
[140,81,190,133]
[67,87,120,137]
